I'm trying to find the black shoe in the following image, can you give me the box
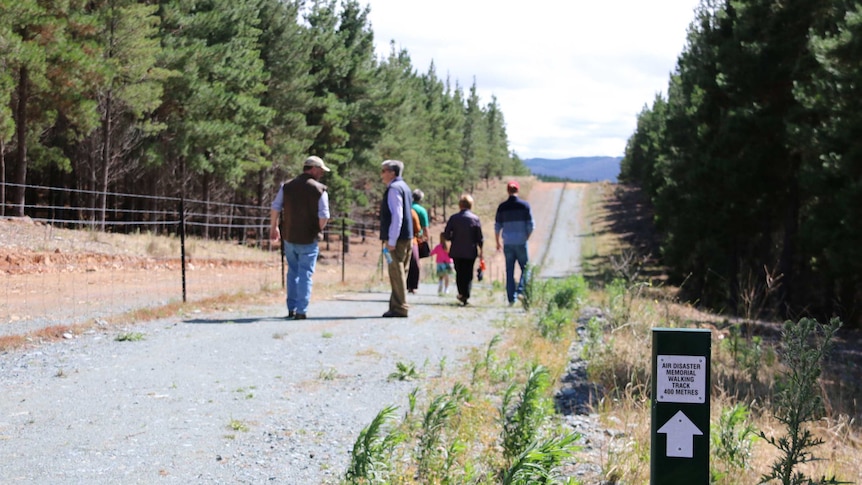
[382,311,407,318]
[287,310,295,319]
[293,313,307,320]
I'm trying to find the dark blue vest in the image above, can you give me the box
[379,178,413,241]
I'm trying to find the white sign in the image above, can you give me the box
[658,410,703,458]
[656,355,706,404]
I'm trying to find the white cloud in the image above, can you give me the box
[366,0,700,159]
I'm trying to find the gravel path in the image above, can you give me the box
[0,183,605,484]
[0,286,511,484]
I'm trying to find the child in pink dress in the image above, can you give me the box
[429,233,454,295]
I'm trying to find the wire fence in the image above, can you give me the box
[1,181,382,242]
[1,182,392,336]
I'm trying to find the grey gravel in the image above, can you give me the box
[0,287,514,484]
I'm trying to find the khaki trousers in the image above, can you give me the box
[387,239,412,315]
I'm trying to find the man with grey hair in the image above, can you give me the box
[270,156,331,320]
[379,160,413,317]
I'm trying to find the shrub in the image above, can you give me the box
[759,317,843,485]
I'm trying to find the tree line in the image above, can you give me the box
[0,0,527,225]
[620,0,862,327]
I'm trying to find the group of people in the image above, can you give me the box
[269,156,534,320]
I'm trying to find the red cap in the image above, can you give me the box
[507,180,519,190]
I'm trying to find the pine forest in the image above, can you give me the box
[621,0,862,328]
[0,0,527,227]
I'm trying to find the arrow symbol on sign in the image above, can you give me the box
[657,410,703,458]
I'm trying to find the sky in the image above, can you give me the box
[364,1,702,160]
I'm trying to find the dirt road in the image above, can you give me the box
[528,183,585,279]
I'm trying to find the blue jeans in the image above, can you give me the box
[284,241,319,314]
[504,244,529,303]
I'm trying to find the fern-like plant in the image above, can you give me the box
[501,432,582,485]
[415,384,468,480]
[345,405,404,484]
[500,364,551,463]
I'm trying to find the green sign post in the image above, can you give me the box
[650,328,711,484]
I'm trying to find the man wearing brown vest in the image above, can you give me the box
[270,156,331,320]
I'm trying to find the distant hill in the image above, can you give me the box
[523,156,622,182]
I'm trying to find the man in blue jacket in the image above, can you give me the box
[494,180,534,305]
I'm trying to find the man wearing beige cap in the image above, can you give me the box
[270,156,331,320]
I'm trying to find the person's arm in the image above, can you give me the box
[494,209,503,251]
[318,191,330,231]
[386,186,404,250]
[270,210,281,241]
[476,220,484,259]
[411,210,420,243]
[270,185,284,241]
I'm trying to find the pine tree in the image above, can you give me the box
[76,0,169,226]
[4,0,102,216]
[152,0,273,200]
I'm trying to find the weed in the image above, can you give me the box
[345,405,404,483]
[720,324,776,397]
[322,331,334,338]
[535,275,587,341]
[604,276,654,330]
[228,419,249,433]
[416,384,469,481]
[319,367,338,381]
[537,306,570,342]
[407,387,419,415]
[115,332,145,342]
[737,264,783,334]
[500,364,551,463]
[759,317,844,485]
[711,403,757,481]
[388,361,420,381]
[580,315,605,360]
[472,334,502,384]
[520,264,537,311]
[500,432,582,485]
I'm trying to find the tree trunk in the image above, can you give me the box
[12,66,29,217]
[99,90,113,230]
[779,168,800,319]
[1,139,6,216]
